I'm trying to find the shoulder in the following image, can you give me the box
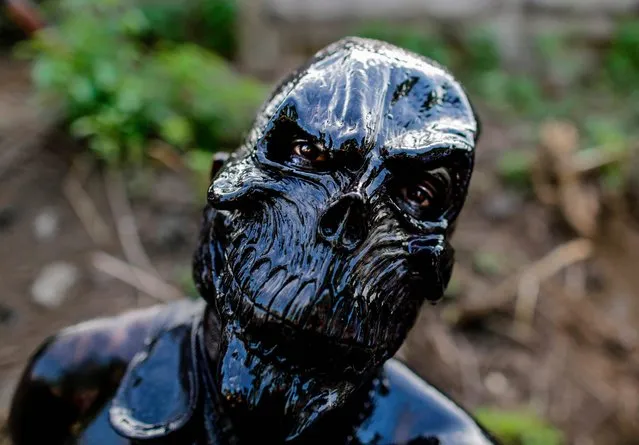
[353,359,498,445]
[22,299,204,387]
[8,299,204,445]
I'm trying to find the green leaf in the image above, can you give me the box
[93,60,119,91]
[475,408,563,445]
[160,115,193,147]
[90,137,121,164]
[70,116,97,138]
[472,251,504,276]
[69,77,96,104]
[185,149,214,174]
[120,9,150,36]
[497,151,534,189]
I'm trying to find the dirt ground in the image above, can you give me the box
[1,56,638,445]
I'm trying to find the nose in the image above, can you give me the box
[318,192,368,251]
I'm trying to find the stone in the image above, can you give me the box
[484,371,510,396]
[31,262,79,308]
[482,191,523,221]
[33,208,59,241]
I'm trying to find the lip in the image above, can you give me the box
[219,265,378,374]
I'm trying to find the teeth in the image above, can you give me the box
[303,289,332,333]
[325,296,348,339]
[252,305,269,328]
[268,278,300,319]
[236,247,257,289]
[286,281,316,325]
[255,267,287,309]
[238,291,255,327]
[342,302,360,343]
[246,258,271,295]
[367,315,382,348]
[353,301,367,345]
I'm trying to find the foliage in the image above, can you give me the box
[137,0,238,59]
[23,0,267,165]
[472,251,505,276]
[357,23,454,68]
[186,149,216,201]
[496,151,534,190]
[605,19,639,91]
[475,408,563,445]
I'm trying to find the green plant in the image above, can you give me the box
[185,149,216,202]
[24,0,266,165]
[474,71,546,116]
[174,265,199,298]
[497,151,534,189]
[472,251,504,276]
[463,27,501,75]
[605,19,639,91]
[356,23,454,68]
[138,0,238,59]
[582,117,631,192]
[475,408,563,445]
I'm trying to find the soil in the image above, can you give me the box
[0,57,638,445]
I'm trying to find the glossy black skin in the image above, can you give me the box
[9,37,497,444]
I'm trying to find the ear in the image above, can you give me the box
[210,152,230,181]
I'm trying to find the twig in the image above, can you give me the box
[513,238,593,328]
[103,168,158,275]
[573,147,627,173]
[444,272,520,326]
[63,166,112,246]
[5,0,46,36]
[543,281,638,356]
[537,121,600,237]
[0,111,58,181]
[450,239,593,327]
[91,251,181,302]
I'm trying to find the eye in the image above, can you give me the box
[289,139,329,168]
[398,167,452,218]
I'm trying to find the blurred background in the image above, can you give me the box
[0,0,638,443]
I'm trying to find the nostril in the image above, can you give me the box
[318,193,368,250]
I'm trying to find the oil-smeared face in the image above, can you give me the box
[193,37,479,439]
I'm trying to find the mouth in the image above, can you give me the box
[218,264,379,375]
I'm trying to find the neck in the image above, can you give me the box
[201,306,378,442]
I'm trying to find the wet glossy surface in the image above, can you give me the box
[10,37,495,444]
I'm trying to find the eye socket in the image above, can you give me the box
[289,139,329,169]
[398,167,452,219]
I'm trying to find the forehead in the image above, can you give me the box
[254,39,478,156]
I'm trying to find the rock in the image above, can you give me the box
[33,208,59,241]
[484,371,510,396]
[482,191,523,221]
[31,262,79,308]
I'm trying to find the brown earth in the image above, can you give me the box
[0,56,638,445]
